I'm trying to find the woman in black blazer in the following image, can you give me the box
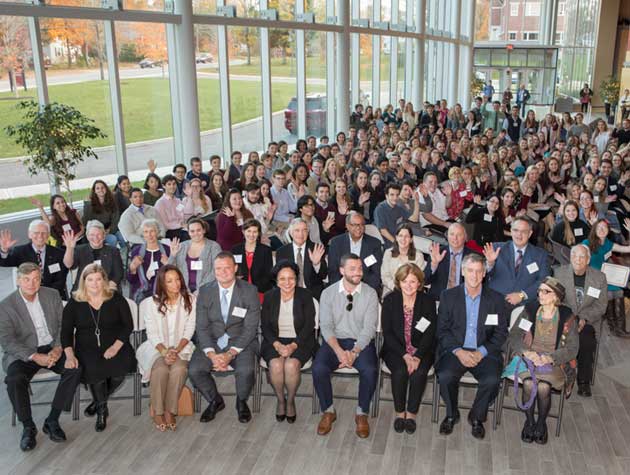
[231,219,274,298]
[381,263,437,434]
[261,262,317,424]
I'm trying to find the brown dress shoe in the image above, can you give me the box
[317,412,337,435]
[355,414,370,438]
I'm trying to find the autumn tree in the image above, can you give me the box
[475,0,490,42]
[0,17,29,97]
[133,23,169,77]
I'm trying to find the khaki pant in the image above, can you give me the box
[150,357,188,415]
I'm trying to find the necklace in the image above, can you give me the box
[88,304,102,347]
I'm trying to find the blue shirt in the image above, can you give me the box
[271,186,297,223]
[453,286,488,357]
[512,243,527,267]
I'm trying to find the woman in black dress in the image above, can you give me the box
[261,262,317,423]
[231,219,274,298]
[61,263,136,432]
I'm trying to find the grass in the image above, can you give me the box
[0,76,324,159]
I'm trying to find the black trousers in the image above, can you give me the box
[437,352,501,422]
[577,323,597,383]
[5,346,81,423]
[384,353,433,414]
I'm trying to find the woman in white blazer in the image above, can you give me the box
[381,224,427,295]
[136,265,196,432]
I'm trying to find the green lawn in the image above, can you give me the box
[0,76,324,159]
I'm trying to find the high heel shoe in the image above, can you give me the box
[276,398,286,422]
[534,423,548,445]
[286,400,296,424]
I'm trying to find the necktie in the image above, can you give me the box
[218,288,230,350]
[138,206,144,215]
[515,249,523,275]
[447,252,459,289]
[296,247,305,287]
[36,251,42,270]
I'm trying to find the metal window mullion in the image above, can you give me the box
[449,0,460,105]
[389,0,399,104]
[413,0,425,106]
[260,0,272,146]
[461,0,475,107]
[326,0,335,136]
[351,0,360,106]
[216,1,232,159]
[404,0,413,101]
[336,0,350,133]
[166,23,183,164]
[1,3,181,23]
[103,20,128,176]
[27,17,49,106]
[296,1,307,138]
[372,0,381,108]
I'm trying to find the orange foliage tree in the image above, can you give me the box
[133,23,169,77]
[0,17,29,97]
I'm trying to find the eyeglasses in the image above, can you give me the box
[346,294,354,312]
[538,288,553,295]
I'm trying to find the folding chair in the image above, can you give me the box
[253,298,319,414]
[548,239,571,266]
[591,317,605,386]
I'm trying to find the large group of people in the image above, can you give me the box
[1,93,629,452]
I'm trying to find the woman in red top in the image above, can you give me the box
[446,167,470,220]
[215,188,253,251]
[231,219,273,300]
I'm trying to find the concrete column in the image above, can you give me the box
[336,0,350,132]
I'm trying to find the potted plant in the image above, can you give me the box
[599,75,620,121]
[470,76,486,101]
[4,100,106,203]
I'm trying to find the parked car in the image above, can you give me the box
[195,53,214,64]
[139,59,161,69]
[284,94,327,135]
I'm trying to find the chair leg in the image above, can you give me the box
[72,385,80,421]
[194,387,202,413]
[311,377,319,415]
[496,379,505,426]
[371,366,382,418]
[556,392,565,437]
[253,365,262,413]
[432,376,439,423]
[11,408,16,427]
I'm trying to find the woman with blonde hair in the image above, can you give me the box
[182,177,213,221]
[61,264,135,432]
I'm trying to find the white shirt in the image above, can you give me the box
[278,298,296,338]
[427,188,449,221]
[20,290,53,347]
[293,242,321,275]
[203,281,241,354]
[349,236,363,256]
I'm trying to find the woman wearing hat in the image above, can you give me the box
[506,277,579,444]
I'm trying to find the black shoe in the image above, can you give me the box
[42,419,66,442]
[95,403,108,432]
[199,396,225,423]
[404,418,417,434]
[521,422,535,443]
[286,400,296,424]
[276,398,286,422]
[534,423,548,445]
[20,426,37,452]
[393,417,406,433]
[237,398,252,423]
[468,414,485,440]
[439,413,460,435]
[577,383,592,397]
[286,414,296,424]
[85,400,109,418]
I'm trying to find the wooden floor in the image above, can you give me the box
[2,320,630,475]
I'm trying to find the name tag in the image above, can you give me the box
[604,251,612,261]
[459,190,468,197]
[190,260,203,271]
[62,224,72,232]
[364,254,377,267]
[176,204,185,212]
[149,261,159,271]
[527,262,539,274]
[610,185,617,192]
[48,263,61,274]
[574,228,584,237]
[587,287,601,298]
[518,319,533,331]
[485,314,498,326]
[234,254,243,264]
[93,259,102,266]
[415,317,431,333]
[232,306,247,318]
[594,196,600,203]
[484,213,493,222]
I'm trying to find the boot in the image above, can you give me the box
[613,298,630,338]
[90,380,109,432]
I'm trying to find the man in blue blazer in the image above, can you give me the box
[483,217,550,308]
[436,253,508,440]
[327,212,383,293]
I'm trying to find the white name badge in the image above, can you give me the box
[190,260,203,271]
[610,185,618,192]
[484,213,493,222]
[149,261,159,271]
[232,306,247,318]
[176,204,185,212]
[527,262,539,274]
[587,287,601,299]
[415,317,431,333]
[459,190,468,197]
[234,254,243,264]
[485,314,498,326]
[364,254,377,267]
[518,319,533,332]
[594,196,600,203]
[62,224,72,232]
[93,259,102,266]
[574,228,584,237]
[48,263,61,274]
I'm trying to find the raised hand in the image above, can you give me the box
[429,242,447,266]
[30,197,44,208]
[0,229,17,253]
[169,237,181,257]
[222,207,235,217]
[483,242,501,265]
[147,159,157,173]
[624,218,630,234]
[62,230,77,249]
[308,243,326,267]
[359,191,371,205]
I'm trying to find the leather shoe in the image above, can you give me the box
[355,414,370,438]
[404,418,417,434]
[95,403,108,432]
[85,400,109,418]
[521,423,535,443]
[534,423,548,445]
[200,397,225,423]
[577,383,592,397]
[393,417,406,433]
[43,419,66,442]
[20,426,37,452]
[236,399,252,423]
[439,413,460,435]
[470,419,485,439]
[317,412,336,435]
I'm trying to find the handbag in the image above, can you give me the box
[149,385,194,417]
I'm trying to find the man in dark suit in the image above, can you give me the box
[0,263,81,451]
[424,223,474,299]
[327,212,383,292]
[276,218,327,299]
[62,220,123,291]
[188,252,260,424]
[0,220,71,300]
[436,253,508,440]
[483,217,550,309]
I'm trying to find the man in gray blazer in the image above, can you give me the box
[188,252,260,424]
[0,263,81,451]
[553,244,608,397]
[118,188,165,244]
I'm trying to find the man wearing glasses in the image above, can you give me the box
[312,253,379,439]
[483,217,550,309]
